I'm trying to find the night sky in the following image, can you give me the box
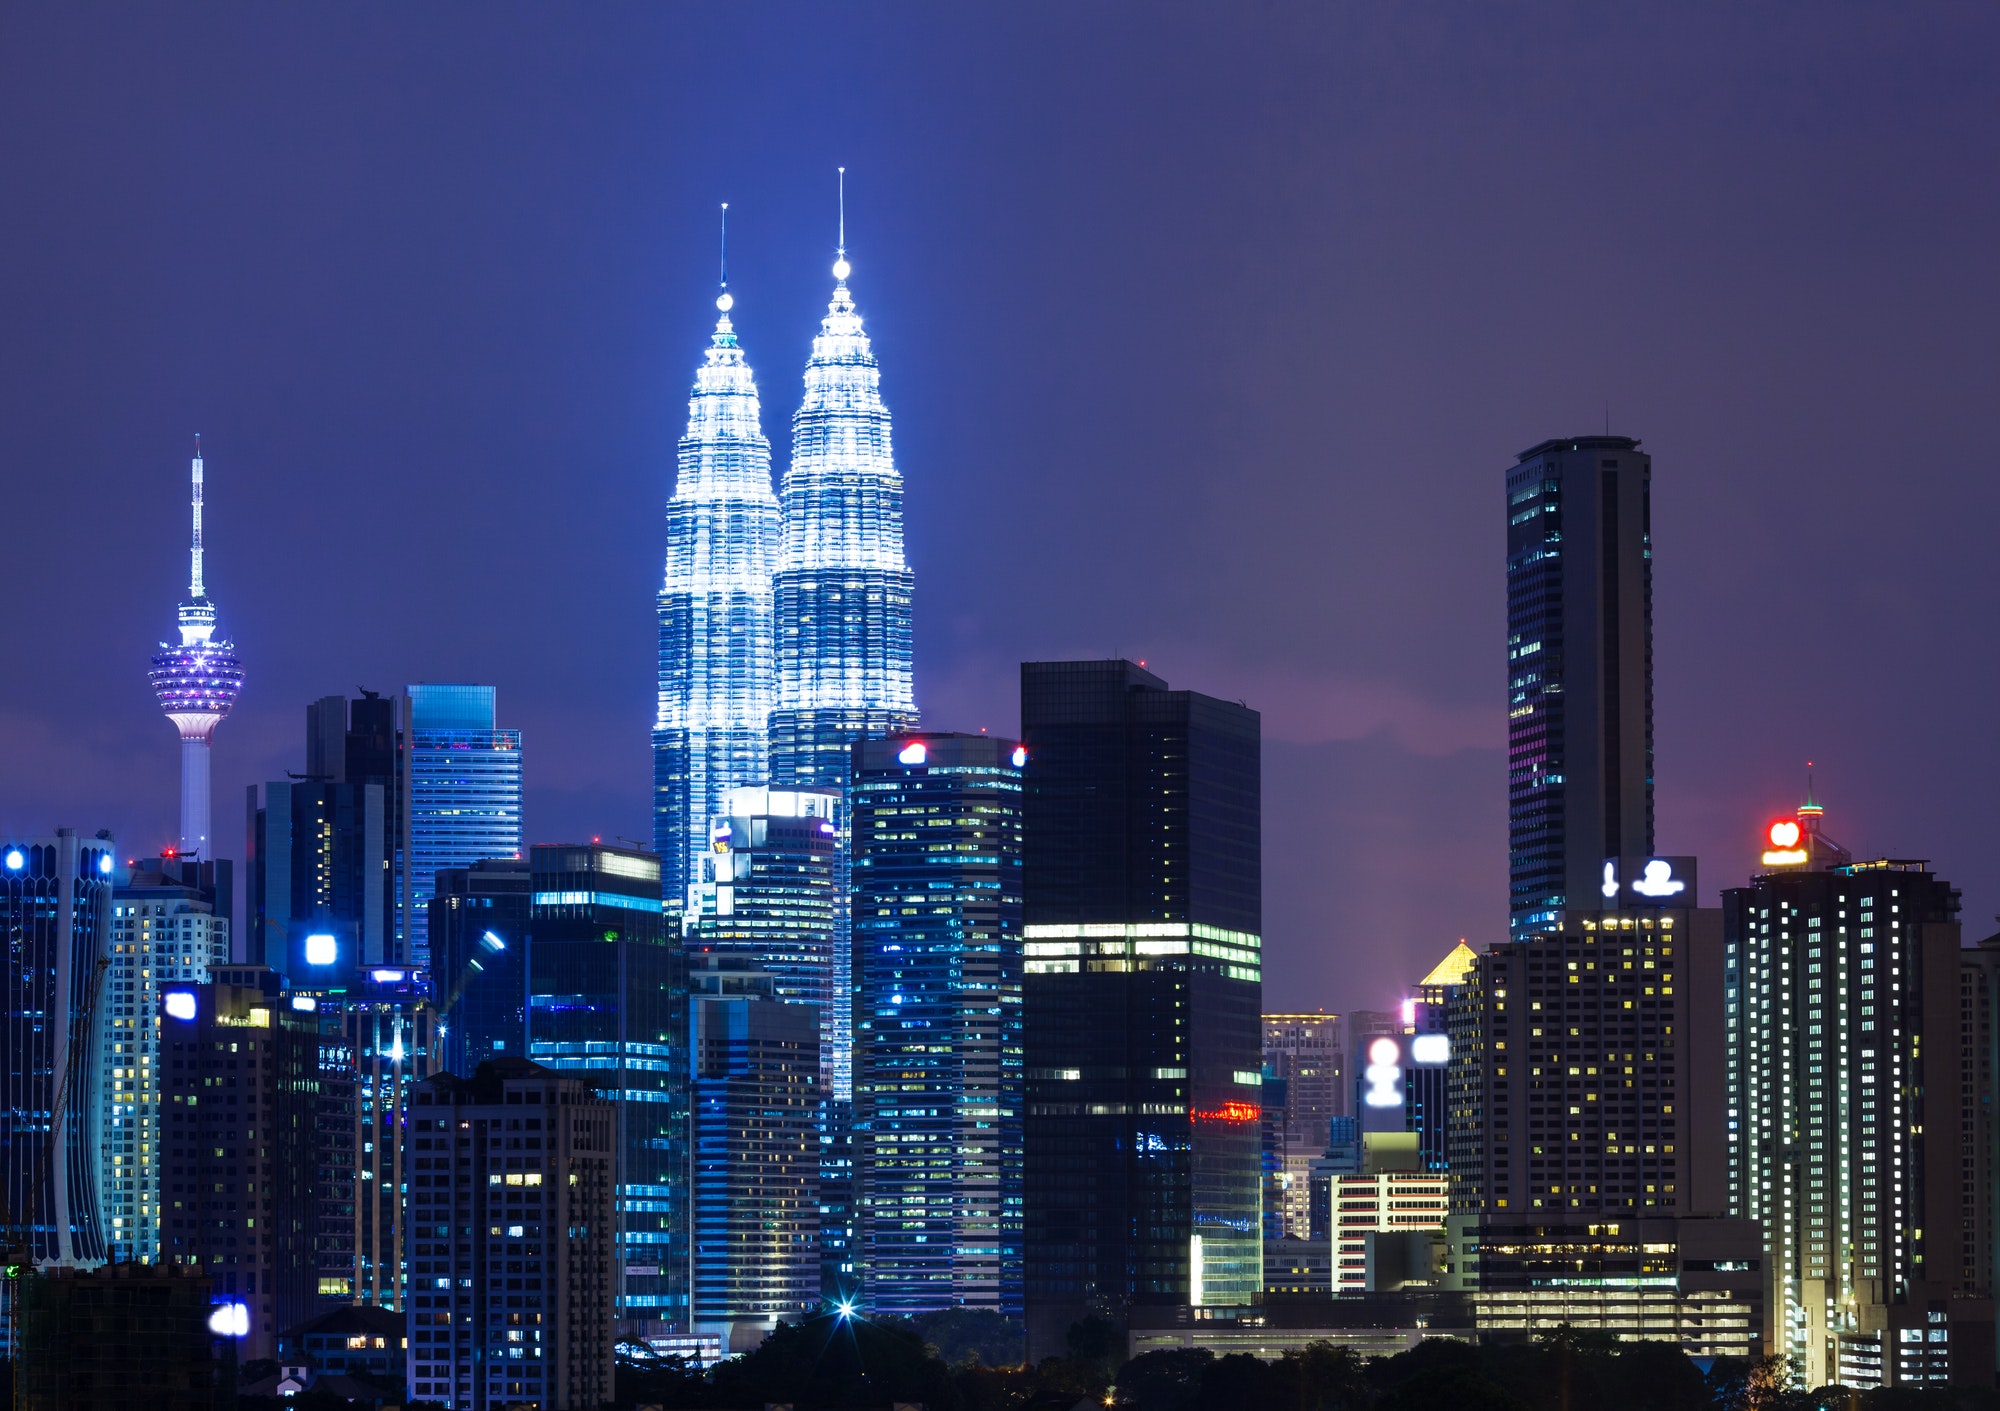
[3,4,1996,1013]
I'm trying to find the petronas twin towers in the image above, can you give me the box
[651,212,917,911]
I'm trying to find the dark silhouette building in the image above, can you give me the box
[1506,436,1654,939]
[1019,660,1262,1358]
[430,857,532,1076]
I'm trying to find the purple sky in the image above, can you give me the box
[3,4,1997,1012]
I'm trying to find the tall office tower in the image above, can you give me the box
[158,968,318,1361]
[1345,1009,1404,1131]
[688,954,821,1351]
[429,859,532,1075]
[653,280,780,919]
[249,694,405,973]
[403,684,523,968]
[99,856,231,1264]
[1019,661,1262,1357]
[150,440,245,861]
[522,844,686,1331]
[1,831,114,1277]
[1262,1013,1342,1240]
[1401,941,1477,1173]
[1725,801,1991,1387]
[335,969,441,1310]
[405,1059,617,1411]
[1506,436,1653,939]
[684,786,841,1075]
[313,1012,358,1308]
[1442,869,1764,1358]
[852,734,1026,1317]
[768,237,917,793]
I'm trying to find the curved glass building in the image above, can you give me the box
[653,292,781,916]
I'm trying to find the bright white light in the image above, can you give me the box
[1363,1066,1402,1106]
[98,854,113,875]
[1631,860,1685,898]
[1011,746,1027,768]
[836,1299,856,1319]
[290,996,317,1012]
[387,1041,406,1063]
[832,257,851,281]
[371,968,405,983]
[482,931,506,951]
[3,849,22,871]
[1601,861,1620,899]
[1367,1037,1399,1066]
[304,933,337,966]
[716,291,734,312]
[1400,998,1416,1025]
[897,741,927,765]
[164,992,198,1021]
[1411,1034,1450,1065]
[207,1302,250,1337]
[1768,820,1801,849]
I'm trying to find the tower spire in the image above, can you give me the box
[189,434,205,599]
[832,166,850,286]
[717,202,732,313]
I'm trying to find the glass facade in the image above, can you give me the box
[429,859,532,1077]
[1505,437,1653,939]
[688,956,821,1349]
[1018,662,1262,1357]
[2,831,114,1278]
[522,844,686,1327]
[404,684,523,969]
[653,298,780,920]
[851,733,1024,1316]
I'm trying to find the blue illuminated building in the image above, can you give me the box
[851,734,1024,1316]
[403,683,522,968]
[523,843,686,1328]
[1,830,114,1277]
[1506,436,1654,939]
[429,858,531,1075]
[653,272,781,921]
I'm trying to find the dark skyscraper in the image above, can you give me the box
[1018,661,1261,1357]
[852,732,1025,1317]
[522,843,685,1331]
[429,858,532,1076]
[1506,436,1654,939]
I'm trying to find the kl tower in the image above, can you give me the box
[149,437,244,859]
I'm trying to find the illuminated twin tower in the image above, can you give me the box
[652,190,917,914]
[149,439,245,859]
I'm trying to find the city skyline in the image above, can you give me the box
[4,6,1998,1018]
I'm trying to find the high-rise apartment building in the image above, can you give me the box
[1724,799,1991,1387]
[99,856,231,1264]
[403,684,523,968]
[684,786,841,1083]
[1444,880,1764,1357]
[158,968,319,1361]
[430,859,532,1076]
[1261,1013,1342,1242]
[1019,661,1262,1357]
[688,954,821,1351]
[653,282,781,919]
[405,1058,617,1411]
[1506,436,1653,939]
[2,830,114,1273]
[149,440,244,861]
[334,970,441,1310]
[522,844,685,1330]
[852,733,1025,1316]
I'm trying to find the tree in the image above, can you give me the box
[1112,1347,1212,1411]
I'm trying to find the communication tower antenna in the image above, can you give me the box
[717,203,733,313]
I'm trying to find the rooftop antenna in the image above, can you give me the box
[189,433,205,598]
[833,166,850,283]
[716,202,732,313]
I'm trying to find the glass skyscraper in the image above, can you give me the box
[1506,436,1654,939]
[851,733,1024,1316]
[652,290,780,919]
[768,243,917,794]
[1018,662,1262,1359]
[404,683,523,968]
[2,830,114,1275]
[522,844,686,1328]
[428,858,532,1076]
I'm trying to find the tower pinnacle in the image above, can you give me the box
[151,440,244,857]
